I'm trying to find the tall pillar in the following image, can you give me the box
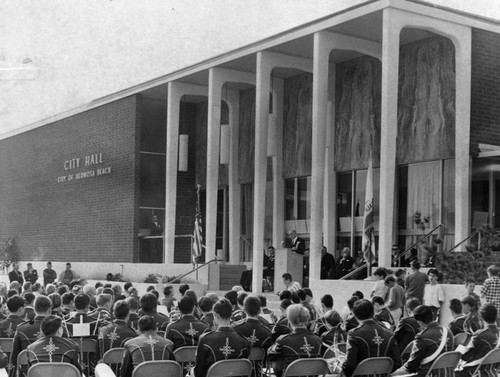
[324,73,336,256]
[272,78,285,249]
[252,52,271,293]
[165,82,181,264]
[379,8,401,268]
[206,68,222,262]
[226,90,242,264]
[454,31,471,246]
[310,32,330,281]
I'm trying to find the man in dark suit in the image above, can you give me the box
[23,263,38,285]
[282,230,306,255]
[8,263,24,285]
[150,215,163,263]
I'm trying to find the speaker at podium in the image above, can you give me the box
[274,248,303,293]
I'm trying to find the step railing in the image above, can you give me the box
[166,257,223,283]
[446,229,480,253]
[392,224,444,265]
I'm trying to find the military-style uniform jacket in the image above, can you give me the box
[26,336,80,372]
[165,314,209,349]
[344,315,359,332]
[98,319,137,358]
[0,315,25,338]
[271,316,291,343]
[140,311,169,331]
[374,307,396,330]
[128,313,140,331]
[464,311,483,335]
[342,319,401,377]
[201,312,217,331]
[66,312,105,337]
[268,327,322,377]
[88,308,114,323]
[403,322,454,377]
[321,324,347,354]
[121,333,174,377]
[456,324,499,377]
[22,307,35,322]
[194,326,250,377]
[12,315,49,371]
[449,314,467,336]
[394,316,421,354]
[234,317,272,349]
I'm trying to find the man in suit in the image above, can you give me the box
[150,214,163,263]
[23,263,38,285]
[392,305,454,377]
[282,230,306,255]
[8,263,23,285]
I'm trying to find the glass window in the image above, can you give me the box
[285,177,311,220]
[139,154,166,208]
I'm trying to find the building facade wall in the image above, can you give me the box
[0,96,139,263]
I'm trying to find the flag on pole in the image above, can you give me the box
[192,184,204,265]
[362,157,376,265]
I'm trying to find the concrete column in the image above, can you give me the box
[324,70,336,256]
[165,83,181,264]
[206,68,222,262]
[310,32,330,280]
[454,31,471,246]
[379,9,401,268]
[252,52,271,293]
[226,90,242,264]
[272,78,285,249]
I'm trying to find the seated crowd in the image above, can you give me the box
[0,264,498,377]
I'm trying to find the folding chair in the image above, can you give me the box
[102,347,125,376]
[0,338,14,376]
[95,363,116,377]
[17,349,29,377]
[468,347,500,377]
[454,333,469,346]
[350,357,394,377]
[72,337,98,377]
[282,358,329,377]
[173,346,197,376]
[206,359,253,377]
[132,360,182,377]
[423,351,461,377]
[402,341,414,362]
[27,363,80,377]
[248,347,266,377]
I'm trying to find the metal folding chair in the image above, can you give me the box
[132,360,182,377]
[282,358,329,377]
[468,347,500,377]
[423,351,461,377]
[454,333,469,346]
[27,363,81,377]
[102,347,125,376]
[351,357,394,377]
[173,346,197,376]
[206,359,253,377]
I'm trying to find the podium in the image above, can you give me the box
[274,248,303,292]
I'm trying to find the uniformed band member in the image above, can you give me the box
[372,296,396,330]
[339,299,401,377]
[462,295,483,336]
[66,293,103,337]
[26,315,80,372]
[233,296,272,349]
[12,295,53,373]
[0,296,25,338]
[456,303,499,377]
[98,300,137,358]
[199,296,217,331]
[319,310,344,354]
[394,298,421,355]
[392,305,454,377]
[194,298,250,377]
[165,296,209,349]
[448,298,467,336]
[121,316,174,377]
[268,304,322,377]
[139,293,169,331]
[89,293,114,324]
[125,297,140,331]
[271,299,292,343]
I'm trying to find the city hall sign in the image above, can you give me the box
[57,152,112,183]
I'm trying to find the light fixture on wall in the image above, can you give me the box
[220,123,230,165]
[267,113,277,157]
[178,134,189,172]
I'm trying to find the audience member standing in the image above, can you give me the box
[8,263,24,285]
[423,269,444,321]
[404,261,428,304]
[59,263,78,286]
[23,263,38,285]
[385,276,405,324]
[320,247,335,279]
[42,262,57,287]
[481,265,500,322]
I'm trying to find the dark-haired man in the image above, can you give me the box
[66,293,103,337]
[233,296,272,349]
[22,292,35,321]
[448,298,466,335]
[372,296,395,331]
[456,303,500,377]
[339,299,401,377]
[165,296,209,349]
[121,316,174,377]
[139,292,169,331]
[392,305,454,377]
[59,263,78,286]
[199,296,217,331]
[0,296,25,337]
[271,299,293,342]
[23,263,38,285]
[26,315,80,371]
[8,263,23,285]
[280,273,301,294]
[194,299,250,377]
[98,300,137,358]
[42,261,57,287]
[405,261,428,305]
[394,298,421,354]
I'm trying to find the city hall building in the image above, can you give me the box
[1,0,500,293]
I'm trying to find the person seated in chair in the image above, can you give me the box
[448,298,467,336]
[98,300,137,358]
[394,298,421,355]
[234,295,272,349]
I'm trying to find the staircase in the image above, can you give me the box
[219,264,248,290]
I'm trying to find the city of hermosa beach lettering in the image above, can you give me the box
[57,153,111,183]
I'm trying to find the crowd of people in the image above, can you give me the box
[0,260,499,377]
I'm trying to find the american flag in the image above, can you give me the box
[192,184,204,264]
[362,157,376,265]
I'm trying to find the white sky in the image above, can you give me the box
[1,0,500,138]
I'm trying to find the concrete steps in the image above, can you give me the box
[219,264,247,290]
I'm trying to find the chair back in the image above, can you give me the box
[72,337,97,377]
[206,359,253,377]
[102,347,125,375]
[27,363,80,377]
[0,338,13,353]
[425,351,461,377]
[402,341,414,362]
[454,333,468,346]
[351,357,394,377]
[173,346,197,375]
[282,358,329,377]
[248,347,266,377]
[471,348,500,377]
[17,349,29,377]
[132,360,182,377]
